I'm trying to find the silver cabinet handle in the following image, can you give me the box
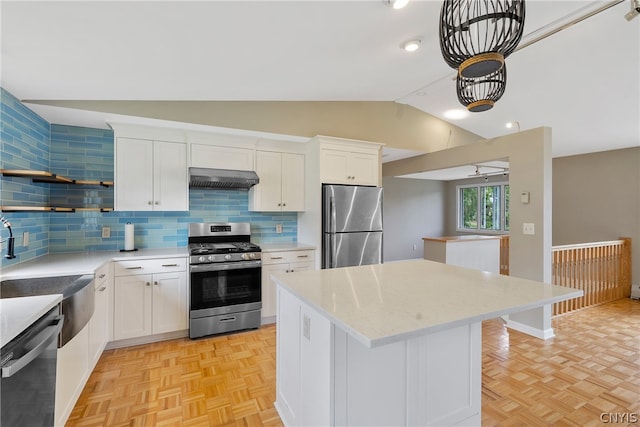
[146,282,150,287]
[154,281,159,286]
[297,255,309,258]
[219,316,236,323]
[162,264,179,267]
[155,201,159,205]
[126,266,143,270]
[98,286,107,292]
[148,201,152,205]
[98,273,106,279]
[270,256,283,260]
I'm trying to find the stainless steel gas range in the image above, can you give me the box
[188,222,262,339]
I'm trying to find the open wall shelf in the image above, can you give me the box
[1,169,113,187]
[1,169,114,212]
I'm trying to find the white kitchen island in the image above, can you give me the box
[271,259,583,427]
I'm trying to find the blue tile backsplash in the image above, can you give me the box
[1,87,297,268]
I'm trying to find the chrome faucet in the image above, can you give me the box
[1,216,16,259]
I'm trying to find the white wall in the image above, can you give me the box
[382,177,446,261]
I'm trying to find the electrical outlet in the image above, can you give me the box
[276,224,283,233]
[413,244,417,251]
[523,223,535,235]
[102,226,111,238]
[23,231,29,246]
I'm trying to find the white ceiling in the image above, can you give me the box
[1,0,639,177]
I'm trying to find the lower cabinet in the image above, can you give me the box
[275,286,332,426]
[88,262,111,369]
[55,324,90,427]
[261,249,315,323]
[113,258,188,341]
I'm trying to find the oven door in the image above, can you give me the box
[190,260,262,318]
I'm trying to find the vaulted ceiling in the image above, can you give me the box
[2,0,638,165]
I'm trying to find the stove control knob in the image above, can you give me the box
[249,253,256,259]
[241,253,249,260]
[208,255,215,262]
[198,256,205,263]
[225,254,232,261]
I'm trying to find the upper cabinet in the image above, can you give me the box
[315,137,383,187]
[115,137,188,211]
[319,148,378,186]
[190,144,254,171]
[249,150,305,212]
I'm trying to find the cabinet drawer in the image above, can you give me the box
[94,262,110,287]
[114,258,187,276]
[263,250,315,265]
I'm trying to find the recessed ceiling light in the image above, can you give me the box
[443,109,469,120]
[386,0,410,10]
[402,39,421,52]
[506,121,520,131]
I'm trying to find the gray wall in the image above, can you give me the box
[553,147,639,286]
[382,177,446,261]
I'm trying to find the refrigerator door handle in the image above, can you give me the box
[329,233,336,268]
[329,195,336,233]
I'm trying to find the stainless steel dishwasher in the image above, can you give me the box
[1,306,63,426]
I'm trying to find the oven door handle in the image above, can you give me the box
[190,260,262,273]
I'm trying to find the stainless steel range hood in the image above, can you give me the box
[189,167,259,190]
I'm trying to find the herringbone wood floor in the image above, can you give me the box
[67,298,639,426]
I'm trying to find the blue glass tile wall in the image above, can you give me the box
[1,88,51,267]
[1,87,298,267]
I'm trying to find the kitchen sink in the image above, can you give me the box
[1,274,95,347]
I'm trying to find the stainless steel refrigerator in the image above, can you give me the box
[322,184,383,269]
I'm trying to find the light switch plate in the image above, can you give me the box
[520,191,530,204]
[523,223,535,235]
[275,224,283,233]
[23,231,29,246]
[102,226,111,238]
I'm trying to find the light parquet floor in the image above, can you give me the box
[67,298,640,427]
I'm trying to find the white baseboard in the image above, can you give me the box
[505,319,555,340]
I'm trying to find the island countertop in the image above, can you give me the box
[271,259,582,348]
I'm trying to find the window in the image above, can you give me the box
[457,182,509,233]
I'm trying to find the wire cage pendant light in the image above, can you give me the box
[456,65,507,112]
[439,0,525,78]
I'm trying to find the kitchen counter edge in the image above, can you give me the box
[1,248,189,281]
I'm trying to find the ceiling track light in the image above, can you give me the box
[386,0,410,10]
[625,0,640,21]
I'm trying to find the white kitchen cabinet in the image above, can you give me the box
[275,287,332,427]
[190,143,255,171]
[320,147,378,186]
[261,249,315,323]
[113,258,188,341]
[249,150,305,212]
[55,325,89,427]
[88,262,111,370]
[115,137,188,211]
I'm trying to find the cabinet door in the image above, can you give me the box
[281,153,305,211]
[262,263,288,320]
[89,280,109,367]
[349,151,379,186]
[152,271,188,334]
[320,148,350,184]
[153,141,188,211]
[251,150,283,212]
[113,274,152,340]
[190,144,254,171]
[276,287,301,425]
[115,137,153,211]
[289,261,313,273]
